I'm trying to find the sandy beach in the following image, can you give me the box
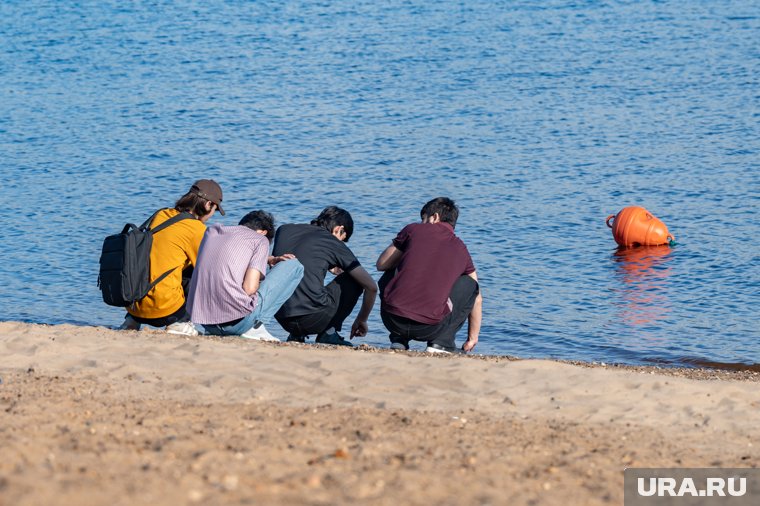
[0,322,758,505]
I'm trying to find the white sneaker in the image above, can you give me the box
[424,344,452,354]
[240,323,280,342]
[119,315,141,331]
[166,321,199,337]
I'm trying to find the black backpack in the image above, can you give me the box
[98,210,195,308]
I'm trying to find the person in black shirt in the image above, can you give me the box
[273,206,377,346]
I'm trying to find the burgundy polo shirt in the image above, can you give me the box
[382,222,475,324]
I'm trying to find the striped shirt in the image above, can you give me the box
[187,224,270,325]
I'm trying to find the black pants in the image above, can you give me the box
[275,273,363,337]
[130,305,189,328]
[379,270,479,351]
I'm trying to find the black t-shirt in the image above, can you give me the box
[272,223,361,317]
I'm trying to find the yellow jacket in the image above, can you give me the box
[128,208,206,319]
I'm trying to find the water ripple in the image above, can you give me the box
[0,0,758,367]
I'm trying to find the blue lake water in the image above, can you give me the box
[1,0,758,368]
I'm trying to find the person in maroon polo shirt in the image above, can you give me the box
[376,197,482,353]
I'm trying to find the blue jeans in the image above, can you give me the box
[202,259,304,336]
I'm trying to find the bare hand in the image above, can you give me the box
[269,253,296,266]
[462,338,477,353]
[329,266,344,275]
[350,319,368,338]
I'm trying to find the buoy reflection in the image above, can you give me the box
[612,245,673,329]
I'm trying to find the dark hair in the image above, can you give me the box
[175,192,215,219]
[420,197,459,228]
[311,206,354,242]
[239,210,275,240]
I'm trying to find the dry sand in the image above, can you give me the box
[0,322,758,505]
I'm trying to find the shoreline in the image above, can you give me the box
[1,322,758,505]
[351,345,760,382]
[5,320,760,380]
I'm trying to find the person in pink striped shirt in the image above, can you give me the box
[184,210,304,341]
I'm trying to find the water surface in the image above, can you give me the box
[1,0,758,367]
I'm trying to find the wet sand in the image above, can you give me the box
[0,322,758,505]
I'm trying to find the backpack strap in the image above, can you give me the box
[144,264,180,296]
[145,210,196,234]
[139,210,162,230]
[120,222,140,235]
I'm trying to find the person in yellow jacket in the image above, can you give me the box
[120,179,224,335]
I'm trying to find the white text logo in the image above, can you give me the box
[637,477,747,497]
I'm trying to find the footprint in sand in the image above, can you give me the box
[173,342,201,356]
[4,337,41,354]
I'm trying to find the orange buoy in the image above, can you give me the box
[606,206,674,247]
